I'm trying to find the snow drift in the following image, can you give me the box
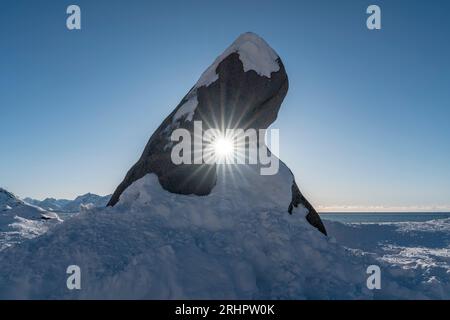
[0,171,366,299]
[1,171,448,299]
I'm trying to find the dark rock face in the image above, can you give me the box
[289,182,327,235]
[108,32,326,235]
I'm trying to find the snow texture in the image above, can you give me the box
[324,219,450,299]
[0,171,368,299]
[1,165,449,299]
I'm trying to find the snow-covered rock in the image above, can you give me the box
[194,32,280,89]
[108,32,326,234]
[0,173,368,299]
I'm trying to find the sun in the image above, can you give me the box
[213,137,234,158]
[203,131,239,164]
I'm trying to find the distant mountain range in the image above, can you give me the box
[24,193,111,213]
[1,188,58,220]
[1,187,111,251]
[1,187,62,250]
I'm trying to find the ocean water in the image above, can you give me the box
[320,212,450,223]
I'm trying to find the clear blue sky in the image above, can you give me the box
[1,0,449,211]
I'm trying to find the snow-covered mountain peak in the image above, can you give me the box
[0,187,18,200]
[75,192,96,200]
[64,193,110,212]
[0,188,24,211]
[0,187,59,218]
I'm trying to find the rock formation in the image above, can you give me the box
[108,32,326,235]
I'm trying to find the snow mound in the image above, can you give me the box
[0,171,369,299]
[1,170,447,299]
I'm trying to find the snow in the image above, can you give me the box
[324,219,450,298]
[173,95,198,123]
[171,32,280,124]
[118,161,294,218]
[62,193,110,212]
[195,32,280,89]
[0,172,371,299]
[1,161,449,299]
[41,212,63,221]
[0,211,61,251]
[1,188,24,210]
[1,187,107,252]
[0,216,52,251]
[0,188,63,251]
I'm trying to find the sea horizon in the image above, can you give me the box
[320,211,450,223]
[320,211,450,214]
